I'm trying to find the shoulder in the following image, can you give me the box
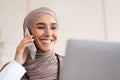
[55,53,64,64]
[55,53,64,59]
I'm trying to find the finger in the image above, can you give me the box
[22,38,34,45]
[21,36,34,44]
[16,41,33,55]
[16,36,34,56]
[19,38,34,49]
[19,42,33,52]
[24,35,33,39]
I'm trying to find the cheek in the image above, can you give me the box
[32,30,43,37]
[56,30,59,36]
[54,32,58,40]
[32,32,40,43]
[55,33,58,38]
[32,31,42,46]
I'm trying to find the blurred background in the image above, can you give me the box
[0,0,120,68]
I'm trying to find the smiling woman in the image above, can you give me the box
[0,7,64,80]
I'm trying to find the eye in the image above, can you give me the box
[37,25,45,29]
[51,25,58,30]
[51,26,57,30]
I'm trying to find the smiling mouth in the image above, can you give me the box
[41,39,53,43]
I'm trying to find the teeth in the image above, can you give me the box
[41,40,52,43]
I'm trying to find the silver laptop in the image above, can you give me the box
[61,39,120,80]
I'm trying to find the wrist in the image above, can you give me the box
[14,58,23,65]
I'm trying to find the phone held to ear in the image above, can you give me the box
[25,27,37,60]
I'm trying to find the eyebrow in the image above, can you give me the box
[36,22,57,25]
[36,23,45,25]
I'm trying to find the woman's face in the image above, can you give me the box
[31,14,58,52]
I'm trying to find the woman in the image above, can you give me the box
[0,7,64,80]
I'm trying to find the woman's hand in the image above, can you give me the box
[14,35,34,64]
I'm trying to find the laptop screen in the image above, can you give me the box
[61,39,120,80]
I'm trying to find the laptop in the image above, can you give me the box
[61,39,120,80]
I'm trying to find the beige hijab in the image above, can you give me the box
[21,7,63,80]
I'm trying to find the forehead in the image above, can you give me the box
[35,14,57,24]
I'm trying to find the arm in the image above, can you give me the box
[0,35,34,80]
[0,60,26,80]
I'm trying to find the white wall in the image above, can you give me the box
[0,0,28,68]
[0,0,120,68]
[105,0,120,41]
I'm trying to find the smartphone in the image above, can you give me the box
[25,27,36,60]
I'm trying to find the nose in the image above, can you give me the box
[44,27,52,36]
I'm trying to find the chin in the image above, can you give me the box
[43,48,52,52]
[38,47,53,52]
